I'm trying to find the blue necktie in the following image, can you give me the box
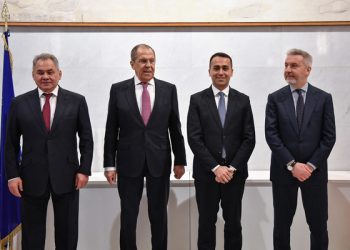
[218,92,226,158]
[218,92,226,127]
[295,89,304,131]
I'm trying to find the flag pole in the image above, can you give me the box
[1,0,10,32]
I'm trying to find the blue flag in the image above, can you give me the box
[0,30,21,246]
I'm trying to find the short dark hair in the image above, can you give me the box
[130,44,156,61]
[287,48,313,67]
[33,53,60,70]
[209,52,233,68]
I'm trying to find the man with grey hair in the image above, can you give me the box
[104,44,186,249]
[5,53,94,250]
[265,48,336,249]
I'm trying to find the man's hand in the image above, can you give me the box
[104,170,117,185]
[8,178,23,197]
[173,165,185,179]
[75,173,89,190]
[214,166,234,184]
[292,162,313,182]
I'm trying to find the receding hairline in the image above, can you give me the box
[286,48,313,67]
[130,44,156,62]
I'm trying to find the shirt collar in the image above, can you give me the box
[38,85,59,97]
[290,82,308,93]
[134,76,155,86]
[212,84,230,97]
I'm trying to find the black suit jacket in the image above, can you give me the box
[265,84,336,184]
[103,78,186,177]
[187,86,255,181]
[5,87,94,196]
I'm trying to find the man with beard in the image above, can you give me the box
[265,48,336,250]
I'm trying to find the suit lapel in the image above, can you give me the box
[280,86,299,135]
[149,79,163,126]
[50,87,67,133]
[26,89,47,134]
[225,88,239,129]
[300,84,318,135]
[205,87,222,129]
[125,79,144,125]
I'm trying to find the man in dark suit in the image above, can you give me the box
[187,52,255,250]
[104,44,187,250]
[265,49,336,250]
[5,53,94,250]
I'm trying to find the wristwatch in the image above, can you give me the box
[287,161,297,171]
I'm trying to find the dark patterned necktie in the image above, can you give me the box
[42,93,52,131]
[295,89,304,130]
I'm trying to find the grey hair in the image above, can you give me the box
[286,48,313,67]
[130,44,155,61]
[32,53,60,70]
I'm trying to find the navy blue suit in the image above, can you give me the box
[265,84,336,250]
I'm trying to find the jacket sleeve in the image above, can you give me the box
[187,95,218,171]
[229,98,256,171]
[77,96,94,176]
[168,85,187,165]
[4,99,21,180]
[265,93,295,164]
[308,93,336,168]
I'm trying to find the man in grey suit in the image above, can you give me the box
[104,44,187,250]
[5,53,94,250]
[265,49,336,250]
[187,52,255,250]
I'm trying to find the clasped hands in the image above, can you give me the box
[214,166,235,184]
[291,162,314,182]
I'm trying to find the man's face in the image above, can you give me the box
[130,47,155,82]
[32,59,62,93]
[284,55,311,88]
[209,56,233,90]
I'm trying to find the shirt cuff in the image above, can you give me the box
[211,165,220,172]
[228,165,236,171]
[8,177,20,183]
[104,167,116,171]
[307,162,317,170]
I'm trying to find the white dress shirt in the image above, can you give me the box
[210,85,235,173]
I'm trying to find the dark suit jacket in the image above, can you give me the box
[265,84,336,184]
[5,87,94,196]
[187,86,255,181]
[103,78,186,177]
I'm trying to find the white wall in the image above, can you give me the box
[2,25,350,172]
[1,25,350,249]
[41,182,350,249]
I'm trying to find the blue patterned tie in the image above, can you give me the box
[218,92,226,127]
[218,92,226,158]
